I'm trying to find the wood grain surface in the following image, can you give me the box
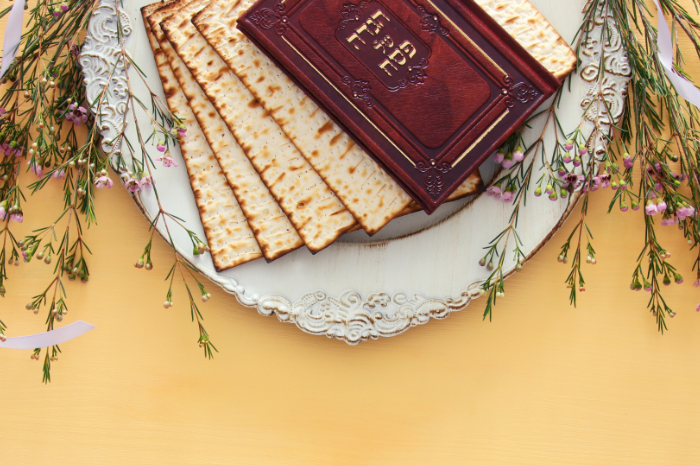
[2,1,700,465]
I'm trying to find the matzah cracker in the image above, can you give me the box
[147,3,304,261]
[140,3,262,270]
[161,5,357,253]
[193,0,413,235]
[474,0,576,79]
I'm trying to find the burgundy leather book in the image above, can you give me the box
[238,0,561,213]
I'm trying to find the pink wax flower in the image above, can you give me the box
[94,175,113,189]
[502,190,514,203]
[694,279,700,287]
[573,157,582,167]
[493,152,504,163]
[10,211,23,223]
[696,303,700,312]
[563,155,572,164]
[124,177,141,193]
[157,140,166,152]
[0,201,7,220]
[52,169,66,179]
[140,176,153,189]
[677,206,696,221]
[660,215,676,226]
[645,203,658,216]
[64,103,88,125]
[578,144,587,156]
[27,161,43,178]
[178,128,187,137]
[156,152,178,168]
[486,186,502,199]
[656,201,667,213]
[564,140,573,151]
[623,154,634,169]
[60,3,68,11]
[512,147,524,163]
[501,156,514,169]
[600,174,611,188]
[562,173,584,189]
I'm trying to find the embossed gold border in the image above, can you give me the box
[425,0,506,76]
[451,109,509,167]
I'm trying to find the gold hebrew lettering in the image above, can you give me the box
[371,9,391,24]
[388,49,406,65]
[373,35,393,54]
[379,59,398,76]
[399,40,417,59]
[346,32,366,51]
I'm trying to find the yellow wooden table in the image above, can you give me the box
[3,2,700,465]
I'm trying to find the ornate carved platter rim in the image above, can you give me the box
[80,0,629,344]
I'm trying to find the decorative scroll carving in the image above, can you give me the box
[579,0,631,156]
[248,0,288,35]
[338,1,368,29]
[501,75,539,108]
[416,159,451,196]
[343,76,374,107]
[79,0,131,156]
[406,58,428,85]
[417,4,449,36]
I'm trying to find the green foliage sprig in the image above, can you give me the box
[0,0,216,382]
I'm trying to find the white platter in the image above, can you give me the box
[80,0,629,343]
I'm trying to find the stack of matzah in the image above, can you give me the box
[141,0,575,270]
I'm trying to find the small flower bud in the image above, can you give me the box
[486,261,494,271]
[197,242,206,251]
[44,256,51,264]
[478,258,486,267]
[478,288,486,296]
[145,262,153,271]
[135,260,144,269]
